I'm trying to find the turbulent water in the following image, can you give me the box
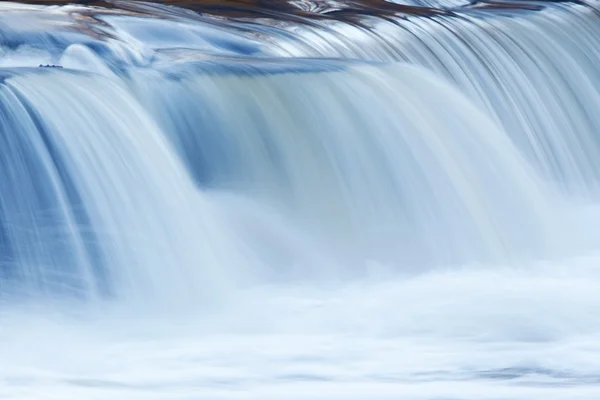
[2,0,600,398]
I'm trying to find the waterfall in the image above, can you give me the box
[263,3,600,195]
[3,1,600,398]
[0,69,268,305]
[131,63,560,267]
[1,0,599,303]
[0,60,566,301]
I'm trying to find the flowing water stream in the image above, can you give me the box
[1,1,600,398]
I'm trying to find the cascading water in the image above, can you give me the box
[0,70,267,306]
[130,63,565,269]
[2,1,600,399]
[264,2,600,195]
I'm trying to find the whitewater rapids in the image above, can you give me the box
[4,255,600,399]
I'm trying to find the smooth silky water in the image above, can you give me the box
[1,1,600,399]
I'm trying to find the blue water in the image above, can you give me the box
[1,1,600,399]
